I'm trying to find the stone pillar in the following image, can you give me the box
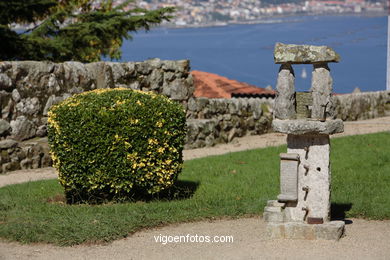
[264,43,344,241]
[274,64,296,120]
[285,134,331,222]
[311,63,335,120]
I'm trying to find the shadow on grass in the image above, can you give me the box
[152,180,200,201]
[331,203,353,224]
[58,180,200,205]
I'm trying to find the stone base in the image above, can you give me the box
[263,200,286,223]
[266,221,345,241]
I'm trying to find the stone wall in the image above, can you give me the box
[1,60,389,174]
[0,59,193,142]
[185,97,273,149]
[0,137,51,173]
[334,91,390,121]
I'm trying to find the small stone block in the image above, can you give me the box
[263,212,284,223]
[274,42,340,64]
[265,221,345,240]
[296,92,313,119]
[266,223,285,238]
[264,206,282,213]
[284,222,315,240]
[272,119,344,135]
[314,221,345,240]
[278,153,299,202]
[277,194,298,202]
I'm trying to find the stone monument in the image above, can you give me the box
[263,43,345,240]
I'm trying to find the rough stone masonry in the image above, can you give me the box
[264,43,345,240]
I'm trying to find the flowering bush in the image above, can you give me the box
[47,88,186,203]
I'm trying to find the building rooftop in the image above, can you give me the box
[191,70,275,98]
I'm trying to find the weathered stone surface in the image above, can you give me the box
[185,119,218,149]
[263,211,284,223]
[286,134,331,222]
[266,221,344,240]
[148,69,164,89]
[185,98,273,148]
[43,95,68,116]
[314,221,345,240]
[274,43,340,64]
[311,63,335,119]
[0,139,18,149]
[278,153,299,202]
[11,89,21,102]
[15,97,41,116]
[2,161,20,173]
[296,92,312,119]
[10,116,37,141]
[20,158,32,169]
[162,59,189,72]
[0,73,12,89]
[0,119,11,136]
[162,78,189,100]
[0,137,51,174]
[272,119,344,135]
[335,91,390,121]
[36,125,47,137]
[264,206,282,213]
[274,64,296,119]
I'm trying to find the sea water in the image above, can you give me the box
[117,15,387,94]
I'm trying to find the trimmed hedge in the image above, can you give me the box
[47,88,186,203]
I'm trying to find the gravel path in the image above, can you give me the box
[1,116,390,259]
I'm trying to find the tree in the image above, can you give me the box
[0,0,175,62]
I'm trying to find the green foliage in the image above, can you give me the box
[47,88,186,203]
[0,0,175,62]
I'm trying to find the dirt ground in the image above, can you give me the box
[1,116,390,259]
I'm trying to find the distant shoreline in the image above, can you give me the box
[162,12,387,30]
[13,11,386,32]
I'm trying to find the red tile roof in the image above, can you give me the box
[191,70,275,98]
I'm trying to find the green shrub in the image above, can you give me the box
[47,88,186,203]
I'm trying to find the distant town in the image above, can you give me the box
[114,0,388,28]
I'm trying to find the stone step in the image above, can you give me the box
[263,212,284,223]
[266,200,286,207]
[264,206,282,213]
[266,221,345,240]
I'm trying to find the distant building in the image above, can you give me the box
[191,70,275,98]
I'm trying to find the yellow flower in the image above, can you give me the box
[136,100,143,106]
[115,100,126,105]
[156,121,163,128]
[67,101,80,107]
[47,111,61,133]
[129,118,139,124]
[127,152,138,161]
[148,138,158,145]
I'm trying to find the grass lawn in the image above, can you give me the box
[0,132,389,246]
